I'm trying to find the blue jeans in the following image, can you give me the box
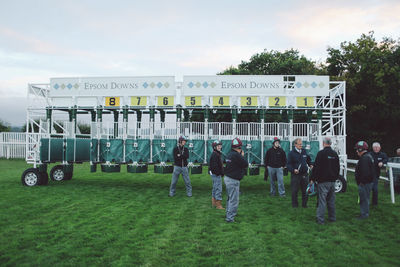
[169,166,192,197]
[268,167,285,196]
[358,183,373,218]
[317,182,336,224]
[211,174,222,201]
[224,176,240,222]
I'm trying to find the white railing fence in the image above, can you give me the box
[0,132,26,159]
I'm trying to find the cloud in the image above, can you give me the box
[276,1,400,57]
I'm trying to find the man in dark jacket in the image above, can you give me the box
[310,137,340,224]
[287,138,313,208]
[169,136,192,197]
[355,141,375,219]
[224,137,249,223]
[371,142,388,206]
[265,137,287,197]
[209,140,224,209]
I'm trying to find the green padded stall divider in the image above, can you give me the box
[242,140,262,165]
[152,139,176,163]
[125,139,150,163]
[65,138,90,162]
[99,139,123,163]
[90,139,98,162]
[188,139,205,164]
[40,138,64,162]
[127,164,148,173]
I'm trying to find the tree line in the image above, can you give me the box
[219,32,400,157]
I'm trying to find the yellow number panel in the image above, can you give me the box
[185,96,202,107]
[268,96,286,107]
[157,96,174,106]
[240,96,257,107]
[105,97,120,107]
[212,96,229,106]
[296,97,315,107]
[131,96,147,107]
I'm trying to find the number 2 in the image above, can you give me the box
[274,97,280,106]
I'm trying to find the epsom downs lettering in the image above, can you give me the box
[84,82,139,90]
[220,81,280,89]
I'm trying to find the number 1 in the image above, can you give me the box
[304,97,307,106]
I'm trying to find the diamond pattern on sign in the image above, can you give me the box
[311,82,317,88]
[164,82,170,88]
[150,82,155,88]
[210,82,216,88]
[188,82,194,88]
[296,82,302,88]
[195,82,201,88]
[143,82,148,88]
[54,84,59,90]
[61,84,66,89]
[157,82,163,88]
[303,82,310,88]
[319,82,325,88]
[67,83,73,89]
[202,82,209,88]
[74,83,79,89]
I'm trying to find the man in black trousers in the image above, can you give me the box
[287,138,313,208]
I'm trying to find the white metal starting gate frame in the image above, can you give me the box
[25,75,346,176]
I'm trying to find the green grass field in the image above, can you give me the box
[1,159,399,266]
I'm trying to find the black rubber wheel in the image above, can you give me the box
[50,165,65,181]
[335,175,347,193]
[39,171,49,185]
[21,168,41,186]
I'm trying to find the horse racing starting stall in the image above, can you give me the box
[21,75,347,192]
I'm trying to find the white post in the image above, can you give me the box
[388,166,395,204]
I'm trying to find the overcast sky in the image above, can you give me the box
[1,0,399,125]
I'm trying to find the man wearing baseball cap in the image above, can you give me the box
[264,137,287,197]
[169,136,192,197]
[224,137,249,223]
[355,141,375,219]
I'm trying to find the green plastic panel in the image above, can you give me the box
[152,139,176,163]
[188,139,205,163]
[65,138,90,162]
[99,139,123,163]
[125,139,150,163]
[242,140,262,165]
[40,138,64,162]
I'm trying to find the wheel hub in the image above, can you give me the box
[25,172,38,186]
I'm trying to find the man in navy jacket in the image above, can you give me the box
[287,138,313,208]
